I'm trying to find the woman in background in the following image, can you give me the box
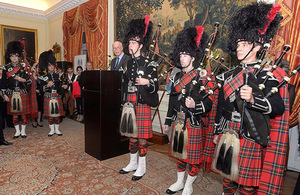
[74,66,83,122]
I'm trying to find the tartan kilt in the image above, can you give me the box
[127,93,153,139]
[43,93,64,117]
[214,134,263,187]
[169,121,205,165]
[7,92,30,115]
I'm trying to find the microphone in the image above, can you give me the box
[97,54,111,69]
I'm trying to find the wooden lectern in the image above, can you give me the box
[84,70,129,161]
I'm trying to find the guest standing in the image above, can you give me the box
[0,65,12,145]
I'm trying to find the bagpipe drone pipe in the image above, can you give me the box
[138,23,162,108]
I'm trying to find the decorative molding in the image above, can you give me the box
[0,2,45,18]
[0,0,88,19]
[45,0,88,18]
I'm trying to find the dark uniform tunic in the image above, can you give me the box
[122,55,158,139]
[5,63,31,115]
[39,72,64,117]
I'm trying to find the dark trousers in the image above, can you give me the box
[0,113,4,140]
[0,101,13,128]
[294,173,300,195]
[76,97,83,115]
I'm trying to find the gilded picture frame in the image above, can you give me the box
[1,25,38,65]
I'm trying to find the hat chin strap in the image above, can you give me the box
[239,43,255,62]
[182,58,193,72]
[131,43,142,56]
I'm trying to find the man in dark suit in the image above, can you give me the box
[111,41,130,71]
[62,65,76,118]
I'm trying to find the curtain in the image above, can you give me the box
[62,0,108,70]
[62,7,83,63]
[82,0,108,70]
[277,0,300,127]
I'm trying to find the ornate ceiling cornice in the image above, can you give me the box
[45,0,88,18]
[0,0,88,19]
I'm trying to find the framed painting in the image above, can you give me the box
[1,25,38,65]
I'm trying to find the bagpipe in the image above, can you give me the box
[4,62,30,79]
[236,44,294,147]
[266,64,300,98]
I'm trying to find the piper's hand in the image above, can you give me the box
[62,85,68,89]
[3,95,9,102]
[14,76,26,82]
[33,62,38,67]
[164,125,170,132]
[240,85,254,104]
[135,78,150,87]
[185,97,195,108]
[213,135,219,144]
[47,81,54,87]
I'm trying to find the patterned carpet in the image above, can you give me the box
[0,118,222,194]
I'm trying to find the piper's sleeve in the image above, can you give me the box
[247,73,284,116]
[144,62,158,94]
[164,84,177,126]
[214,86,225,135]
[193,92,212,115]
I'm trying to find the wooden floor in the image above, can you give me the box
[148,142,298,195]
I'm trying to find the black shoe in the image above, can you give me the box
[37,123,43,127]
[21,135,27,138]
[131,174,144,181]
[13,135,20,139]
[0,140,13,145]
[48,134,54,137]
[119,169,130,174]
[57,133,63,136]
[32,123,37,128]
[166,188,183,194]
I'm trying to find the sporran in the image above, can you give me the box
[49,97,60,117]
[119,102,138,138]
[170,112,188,160]
[212,129,239,181]
[10,91,22,113]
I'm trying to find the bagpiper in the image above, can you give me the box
[212,2,289,194]
[164,26,214,195]
[118,15,159,181]
[38,51,65,137]
[4,41,32,139]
